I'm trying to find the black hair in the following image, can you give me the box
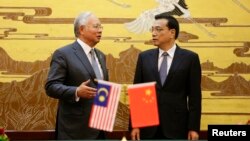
[155,14,179,39]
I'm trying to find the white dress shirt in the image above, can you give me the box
[158,44,176,75]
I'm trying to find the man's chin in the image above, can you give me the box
[153,43,158,46]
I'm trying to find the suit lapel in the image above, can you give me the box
[165,46,183,84]
[149,49,162,86]
[72,41,96,79]
[95,49,108,80]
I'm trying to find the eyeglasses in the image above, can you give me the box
[150,27,168,33]
[86,24,103,30]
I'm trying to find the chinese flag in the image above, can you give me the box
[128,82,159,128]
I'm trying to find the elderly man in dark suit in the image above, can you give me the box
[45,12,108,140]
[131,13,202,140]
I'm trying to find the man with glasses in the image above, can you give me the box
[130,13,202,140]
[45,12,108,139]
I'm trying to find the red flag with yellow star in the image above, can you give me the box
[128,82,159,128]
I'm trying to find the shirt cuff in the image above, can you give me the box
[75,87,80,102]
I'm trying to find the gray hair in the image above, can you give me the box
[74,12,92,37]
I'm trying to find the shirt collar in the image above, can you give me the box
[158,44,176,59]
[77,38,93,54]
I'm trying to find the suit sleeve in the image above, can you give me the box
[45,49,77,103]
[187,53,202,132]
[133,53,143,84]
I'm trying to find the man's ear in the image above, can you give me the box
[79,25,85,35]
[170,29,176,39]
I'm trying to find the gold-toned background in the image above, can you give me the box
[0,0,249,131]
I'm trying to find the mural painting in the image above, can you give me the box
[0,0,250,131]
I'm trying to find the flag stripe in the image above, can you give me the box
[106,84,120,131]
[107,85,118,130]
[103,86,112,130]
[108,87,116,130]
[103,85,113,130]
[109,84,120,131]
[89,80,121,132]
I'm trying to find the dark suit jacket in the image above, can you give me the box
[45,41,109,139]
[133,46,201,139]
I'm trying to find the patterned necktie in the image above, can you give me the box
[159,52,168,85]
[90,49,102,80]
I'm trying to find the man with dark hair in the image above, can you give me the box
[130,14,202,140]
[45,12,108,139]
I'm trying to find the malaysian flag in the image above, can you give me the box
[89,80,122,132]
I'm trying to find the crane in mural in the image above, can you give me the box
[125,0,215,37]
[232,0,250,13]
[106,0,131,8]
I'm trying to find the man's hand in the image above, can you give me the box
[188,130,199,140]
[76,79,96,99]
[131,128,140,140]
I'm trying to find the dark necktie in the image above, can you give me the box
[159,52,168,85]
[90,49,102,80]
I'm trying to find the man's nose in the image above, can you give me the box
[152,33,156,37]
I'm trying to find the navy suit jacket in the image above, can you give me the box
[45,41,108,139]
[133,46,201,139]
